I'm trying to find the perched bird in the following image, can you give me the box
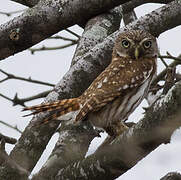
[23,30,158,137]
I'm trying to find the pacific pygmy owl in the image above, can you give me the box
[23,30,158,137]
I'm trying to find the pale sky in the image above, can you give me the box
[0,2,181,179]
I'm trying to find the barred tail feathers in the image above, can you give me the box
[22,98,80,118]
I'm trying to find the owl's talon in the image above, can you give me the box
[106,122,129,137]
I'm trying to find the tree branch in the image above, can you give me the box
[160,172,181,180]
[0,9,25,16]
[47,35,78,42]
[10,0,174,10]
[121,0,173,14]
[0,69,55,87]
[0,0,130,60]
[0,90,51,107]
[2,0,174,61]
[29,41,77,54]
[0,120,22,134]
[0,140,29,180]
[152,55,181,87]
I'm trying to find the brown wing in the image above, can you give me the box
[75,57,155,122]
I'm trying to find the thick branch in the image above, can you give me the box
[1,0,175,60]
[121,0,173,14]
[56,81,181,179]
[0,0,130,60]
[11,0,173,10]
[71,6,122,65]
[161,172,181,180]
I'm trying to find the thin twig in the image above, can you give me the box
[0,90,51,106]
[158,55,181,62]
[158,53,169,68]
[152,55,181,87]
[29,42,77,54]
[65,29,80,38]
[0,120,22,134]
[0,69,55,87]
[0,9,25,16]
[48,36,78,42]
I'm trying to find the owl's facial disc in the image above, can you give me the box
[115,31,158,60]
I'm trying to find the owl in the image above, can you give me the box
[23,30,158,137]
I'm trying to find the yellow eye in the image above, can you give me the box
[122,39,130,48]
[143,40,152,49]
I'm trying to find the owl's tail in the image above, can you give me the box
[22,98,80,121]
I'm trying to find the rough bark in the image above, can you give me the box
[3,0,174,60]
[0,0,130,60]
[11,0,173,9]
[161,172,181,180]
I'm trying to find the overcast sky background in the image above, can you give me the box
[0,1,181,179]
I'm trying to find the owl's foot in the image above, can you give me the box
[106,121,129,137]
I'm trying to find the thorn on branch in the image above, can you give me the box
[13,93,25,106]
[0,68,55,87]
[0,90,51,106]
[29,41,77,54]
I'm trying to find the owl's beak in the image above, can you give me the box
[134,47,139,60]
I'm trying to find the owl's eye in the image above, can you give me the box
[143,40,152,49]
[122,39,130,48]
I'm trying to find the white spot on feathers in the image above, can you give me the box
[97,82,103,88]
[131,78,135,83]
[123,84,129,89]
[136,76,139,80]
[80,167,87,177]
[96,160,105,173]
[113,67,119,71]
[103,77,108,83]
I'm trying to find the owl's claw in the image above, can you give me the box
[106,121,129,137]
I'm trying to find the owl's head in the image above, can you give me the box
[113,30,158,60]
